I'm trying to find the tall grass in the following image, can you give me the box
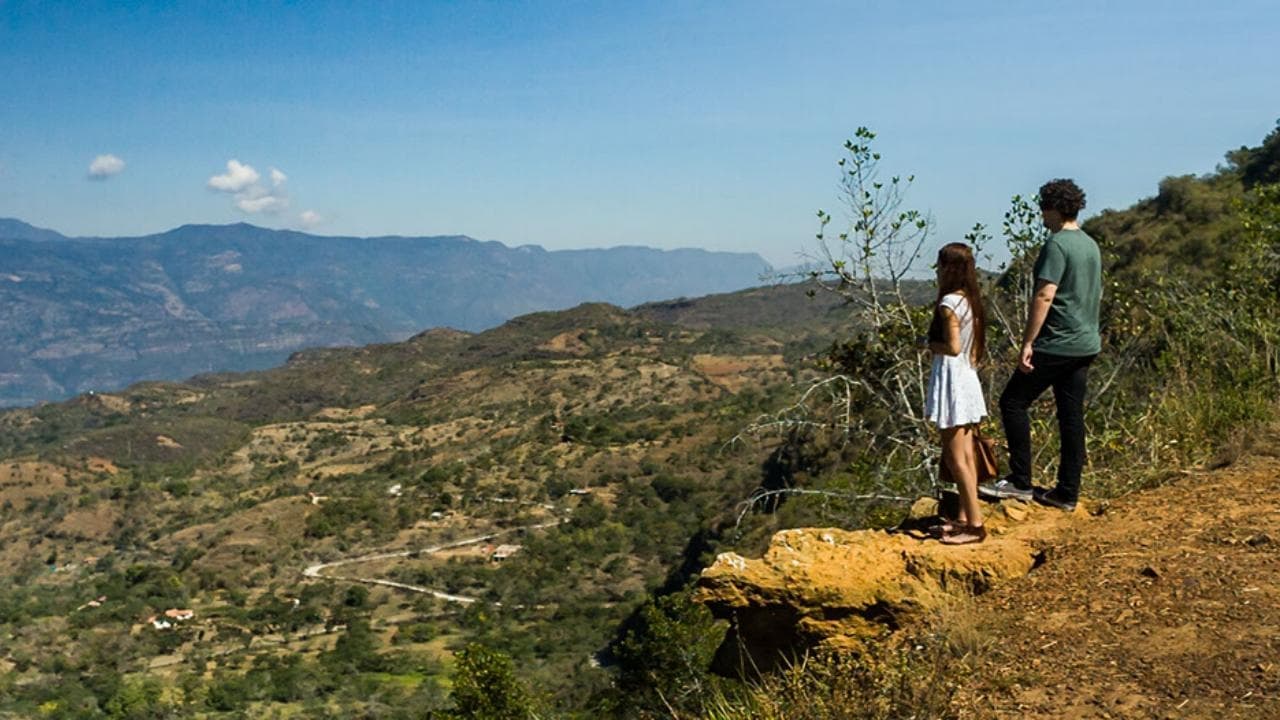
[694,598,987,720]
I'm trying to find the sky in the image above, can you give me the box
[1,1,1277,268]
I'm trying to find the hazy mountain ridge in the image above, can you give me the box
[0,219,771,407]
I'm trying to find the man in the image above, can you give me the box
[980,179,1101,511]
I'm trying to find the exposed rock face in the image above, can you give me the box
[693,499,1080,672]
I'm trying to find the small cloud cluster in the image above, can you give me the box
[207,159,324,228]
[207,159,289,215]
[88,154,125,179]
[207,159,258,192]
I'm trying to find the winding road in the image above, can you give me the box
[302,520,563,605]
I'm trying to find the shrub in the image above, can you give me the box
[448,643,537,720]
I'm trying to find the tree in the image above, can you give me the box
[733,129,942,522]
[1230,180,1280,375]
[104,675,171,719]
[328,616,383,673]
[612,589,725,713]
[447,643,537,720]
[1237,118,1280,190]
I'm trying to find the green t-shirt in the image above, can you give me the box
[1032,228,1102,356]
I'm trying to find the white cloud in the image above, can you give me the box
[299,210,323,228]
[207,159,259,192]
[236,192,289,214]
[88,154,125,179]
[208,159,292,215]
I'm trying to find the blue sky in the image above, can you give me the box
[1,1,1277,267]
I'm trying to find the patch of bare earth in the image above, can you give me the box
[955,439,1280,719]
[690,353,786,393]
[89,393,133,413]
[54,504,119,542]
[312,404,379,421]
[539,330,592,355]
[85,456,119,475]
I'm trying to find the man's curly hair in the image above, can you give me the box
[1038,178,1086,219]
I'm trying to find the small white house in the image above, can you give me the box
[491,544,522,562]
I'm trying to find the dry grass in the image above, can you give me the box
[694,597,986,720]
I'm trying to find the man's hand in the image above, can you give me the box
[1018,344,1035,374]
[1018,280,1056,374]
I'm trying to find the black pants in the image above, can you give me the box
[999,351,1097,501]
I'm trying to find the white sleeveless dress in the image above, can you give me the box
[925,293,987,429]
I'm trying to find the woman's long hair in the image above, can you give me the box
[927,242,987,364]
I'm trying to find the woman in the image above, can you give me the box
[924,242,988,545]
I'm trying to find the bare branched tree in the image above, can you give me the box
[985,195,1048,348]
[731,129,941,524]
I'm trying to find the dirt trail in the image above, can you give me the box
[302,520,562,604]
[957,434,1280,719]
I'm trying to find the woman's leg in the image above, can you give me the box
[941,425,983,542]
[940,441,967,528]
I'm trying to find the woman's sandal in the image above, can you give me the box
[926,519,961,538]
[939,524,987,545]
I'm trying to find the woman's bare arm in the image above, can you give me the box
[928,306,962,356]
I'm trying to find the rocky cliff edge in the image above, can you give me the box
[693,497,1081,671]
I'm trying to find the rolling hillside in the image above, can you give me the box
[0,280,850,717]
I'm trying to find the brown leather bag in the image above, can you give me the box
[974,430,998,482]
[939,427,999,484]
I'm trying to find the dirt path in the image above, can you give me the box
[302,520,563,604]
[956,438,1280,719]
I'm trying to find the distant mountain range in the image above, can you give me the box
[0,219,771,407]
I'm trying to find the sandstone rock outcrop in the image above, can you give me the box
[693,498,1082,672]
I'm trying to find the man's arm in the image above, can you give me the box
[1019,279,1058,373]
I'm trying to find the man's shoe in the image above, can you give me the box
[978,478,1034,502]
[1033,488,1078,512]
